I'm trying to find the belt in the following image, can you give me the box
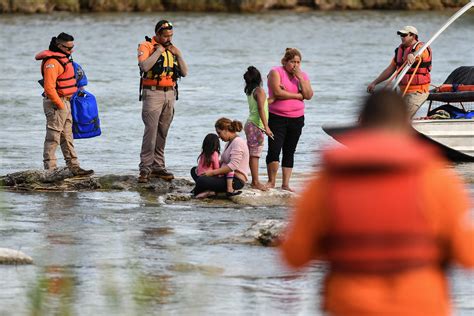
[43,95,72,101]
[142,85,174,91]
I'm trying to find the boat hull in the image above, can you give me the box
[322,121,474,163]
[412,119,474,161]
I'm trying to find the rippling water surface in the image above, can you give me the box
[0,11,473,315]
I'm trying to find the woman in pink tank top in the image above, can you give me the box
[266,48,313,192]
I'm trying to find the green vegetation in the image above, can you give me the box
[0,0,469,13]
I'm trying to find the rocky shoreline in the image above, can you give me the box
[0,0,468,14]
[0,169,290,264]
[0,168,296,207]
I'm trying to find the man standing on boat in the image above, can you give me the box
[137,20,188,183]
[367,26,432,117]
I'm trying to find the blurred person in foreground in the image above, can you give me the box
[281,90,473,315]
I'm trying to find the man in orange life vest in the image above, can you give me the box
[137,20,188,183]
[281,90,473,315]
[367,26,432,117]
[35,33,93,176]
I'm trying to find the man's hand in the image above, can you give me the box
[167,44,182,57]
[367,82,376,93]
[153,43,165,54]
[407,53,416,65]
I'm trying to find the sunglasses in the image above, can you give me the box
[157,22,173,32]
[60,44,74,51]
[398,33,409,38]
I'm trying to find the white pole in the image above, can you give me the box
[392,0,474,89]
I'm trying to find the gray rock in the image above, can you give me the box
[242,219,287,246]
[1,169,195,194]
[164,187,295,207]
[0,248,33,265]
[1,170,294,206]
[229,187,295,206]
[166,192,194,202]
[210,219,287,246]
[1,168,101,191]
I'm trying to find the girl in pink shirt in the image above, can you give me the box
[196,133,220,176]
[191,133,242,198]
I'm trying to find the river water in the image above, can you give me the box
[0,11,473,315]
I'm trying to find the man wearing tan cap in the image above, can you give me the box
[367,26,432,117]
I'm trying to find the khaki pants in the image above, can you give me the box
[139,89,175,173]
[43,98,79,170]
[404,92,429,118]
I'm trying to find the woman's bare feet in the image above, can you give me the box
[251,182,268,191]
[281,185,295,193]
[265,181,276,189]
[195,191,216,199]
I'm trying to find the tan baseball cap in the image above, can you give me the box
[397,25,418,35]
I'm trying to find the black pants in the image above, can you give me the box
[266,113,304,168]
[190,167,245,195]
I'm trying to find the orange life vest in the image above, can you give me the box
[436,84,474,93]
[395,42,432,86]
[36,50,78,97]
[322,133,440,274]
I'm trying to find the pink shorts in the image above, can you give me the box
[244,121,265,157]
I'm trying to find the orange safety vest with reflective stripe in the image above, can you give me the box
[395,42,432,86]
[36,50,77,97]
[322,134,440,274]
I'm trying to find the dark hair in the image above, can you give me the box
[215,117,243,133]
[281,47,302,64]
[359,90,409,129]
[243,66,263,96]
[57,32,74,43]
[411,33,419,41]
[49,33,74,53]
[198,133,220,167]
[155,20,173,34]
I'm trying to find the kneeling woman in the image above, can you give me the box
[192,118,250,198]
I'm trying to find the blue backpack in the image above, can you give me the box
[73,62,88,88]
[71,90,101,139]
[70,62,101,139]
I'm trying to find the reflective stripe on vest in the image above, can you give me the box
[323,167,440,274]
[395,42,432,86]
[39,51,78,97]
